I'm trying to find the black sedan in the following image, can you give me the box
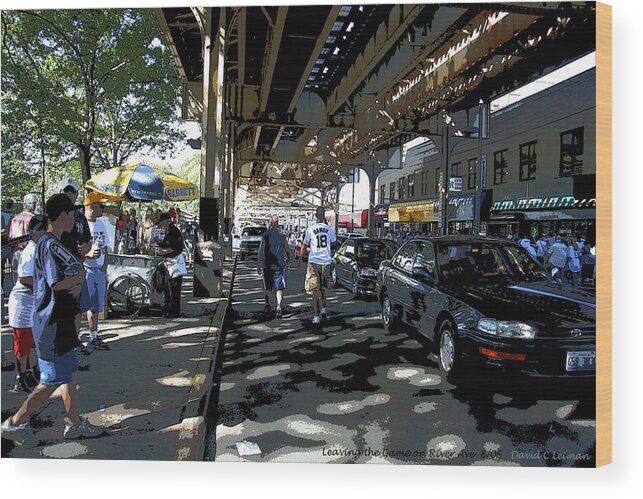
[331,238,398,298]
[377,236,596,382]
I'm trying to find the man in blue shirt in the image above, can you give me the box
[1,194,105,445]
[257,215,291,318]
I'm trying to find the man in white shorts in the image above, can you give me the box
[300,206,336,324]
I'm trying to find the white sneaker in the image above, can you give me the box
[312,315,321,324]
[1,418,38,447]
[320,307,328,319]
[63,416,107,440]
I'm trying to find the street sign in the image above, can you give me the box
[449,177,463,192]
[481,155,487,188]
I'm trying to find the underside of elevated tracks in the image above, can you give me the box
[155,2,596,239]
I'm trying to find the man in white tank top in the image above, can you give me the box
[300,206,336,324]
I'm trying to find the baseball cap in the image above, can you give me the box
[84,191,109,205]
[156,213,172,225]
[315,206,325,219]
[57,178,80,193]
[45,193,78,221]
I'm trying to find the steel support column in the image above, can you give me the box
[200,7,226,240]
[440,128,449,235]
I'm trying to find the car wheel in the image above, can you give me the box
[438,321,463,381]
[351,273,360,299]
[381,293,400,332]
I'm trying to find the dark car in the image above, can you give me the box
[331,238,399,298]
[377,236,596,382]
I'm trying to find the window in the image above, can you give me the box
[467,158,477,190]
[379,184,386,204]
[413,242,436,278]
[519,141,537,181]
[559,127,584,176]
[398,177,406,200]
[345,241,355,257]
[393,242,416,273]
[451,162,461,177]
[434,167,441,193]
[421,171,428,196]
[389,182,396,202]
[408,174,415,198]
[494,149,509,185]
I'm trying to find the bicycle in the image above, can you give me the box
[106,257,170,319]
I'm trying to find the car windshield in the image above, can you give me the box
[436,242,549,282]
[242,227,266,237]
[355,241,397,266]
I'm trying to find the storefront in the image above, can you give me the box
[338,209,368,232]
[489,196,596,241]
[447,191,492,235]
[388,200,440,235]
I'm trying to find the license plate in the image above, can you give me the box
[565,351,596,371]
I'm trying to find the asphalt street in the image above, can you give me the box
[206,258,596,466]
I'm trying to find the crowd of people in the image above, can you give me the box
[0,179,194,445]
[518,232,596,288]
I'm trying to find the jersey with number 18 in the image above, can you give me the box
[303,223,336,265]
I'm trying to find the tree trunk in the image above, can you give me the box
[79,145,91,185]
[38,121,46,210]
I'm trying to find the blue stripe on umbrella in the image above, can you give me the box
[127,164,165,200]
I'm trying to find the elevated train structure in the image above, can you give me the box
[155,3,597,238]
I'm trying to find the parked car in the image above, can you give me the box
[377,236,596,382]
[238,225,267,260]
[331,238,398,298]
[332,234,347,254]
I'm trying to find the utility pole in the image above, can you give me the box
[351,168,355,233]
[473,100,487,235]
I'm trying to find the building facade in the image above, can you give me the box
[376,67,596,241]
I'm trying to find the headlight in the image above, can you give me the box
[477,319,536,339]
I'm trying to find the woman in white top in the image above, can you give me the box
[8,214,48,392]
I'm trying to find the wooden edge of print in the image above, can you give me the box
[596,1,612,468]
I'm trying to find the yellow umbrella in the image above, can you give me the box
[85,163,198,202]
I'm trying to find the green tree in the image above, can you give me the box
[1,9,184,183]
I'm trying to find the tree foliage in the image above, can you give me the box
[1,8,185,187]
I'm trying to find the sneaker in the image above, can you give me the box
[312,315,321,324]
[276,306,283,318]
[87,336,110,351]
[63,417,107,440]
[320,307,328,320]
[77,342,90,355]
[12,374,32,393]
[1,418,38,447]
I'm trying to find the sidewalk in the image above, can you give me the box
[1,263,232,460]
